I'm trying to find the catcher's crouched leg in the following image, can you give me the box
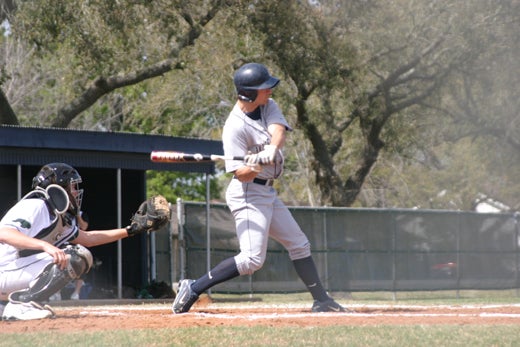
[9,244,93,304]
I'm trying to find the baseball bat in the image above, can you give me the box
[151,151,245,163]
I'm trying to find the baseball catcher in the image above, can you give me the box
[0,162,172,321]
[126,195,171,236]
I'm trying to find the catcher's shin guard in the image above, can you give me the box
[10,244,93,303]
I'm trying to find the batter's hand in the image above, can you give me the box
[257,145,277,165]
[244,152,263,172]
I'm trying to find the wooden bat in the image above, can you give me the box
[151,151,244,163]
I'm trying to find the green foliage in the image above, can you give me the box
[2,0,518,209]
[146,170,220,203]
[15,0,179,73]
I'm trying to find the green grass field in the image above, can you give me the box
[1,290,520,347]
[3,325,520,347]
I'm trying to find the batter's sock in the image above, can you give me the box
[292,256,330,302]
[191,257,240,295]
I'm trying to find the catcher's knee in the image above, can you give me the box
[64,244,93,277]
[9,245,92,303]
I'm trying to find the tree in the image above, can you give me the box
[0,0,16,22]
[245,0,519,207]
[147,170,221,203]
[1,0,231,128]
[1,0,518,209]
[0,89,17,125]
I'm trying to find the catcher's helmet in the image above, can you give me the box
[32,163,83,213]
[233,63,280,102]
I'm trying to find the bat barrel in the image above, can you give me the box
[151,151,187,162]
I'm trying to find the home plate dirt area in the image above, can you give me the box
[3,296,520,333]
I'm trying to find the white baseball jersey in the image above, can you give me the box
[0,195,78,299]
[222,98,312,276]
[223,98,291,179]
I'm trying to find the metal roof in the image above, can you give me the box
[0,125,222,173]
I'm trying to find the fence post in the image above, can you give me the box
[456,212,461,299]
[168,202,175,286]
[323,209,329,291]
[515,212,519,297]
[177,197,186,281]
[205,173,211,296]
[392,211,397,301]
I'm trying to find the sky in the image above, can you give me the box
[1,19,10,36]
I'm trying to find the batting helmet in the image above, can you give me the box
[233,63,280,102]
[32,163,83,213]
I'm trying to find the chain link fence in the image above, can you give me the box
[160,201,519,295]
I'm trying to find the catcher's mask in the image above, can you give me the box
[32,163,83,214]
[233,63,280,102]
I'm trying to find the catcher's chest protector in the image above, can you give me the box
[18,190,78,257]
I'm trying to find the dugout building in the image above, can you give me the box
[0,125,220,299]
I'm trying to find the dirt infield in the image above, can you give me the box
[2,295,520,333]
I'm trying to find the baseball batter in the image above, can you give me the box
[0,163,169,320]
[173,63,348,313]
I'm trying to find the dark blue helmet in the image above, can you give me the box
[233,63,280,102]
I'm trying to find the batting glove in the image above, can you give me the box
[244,152,263,172]
[257,145,278,165]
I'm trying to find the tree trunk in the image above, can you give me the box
[0,88,19,125]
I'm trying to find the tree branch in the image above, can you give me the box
[52,1,228,128]
[0,88,18,125]
[51,59,181,128]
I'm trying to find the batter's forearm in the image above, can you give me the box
[268,124,286,148]
[234,166,259,182]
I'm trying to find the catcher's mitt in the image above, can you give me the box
[126,195,170,236]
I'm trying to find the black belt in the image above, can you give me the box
[234,176,274,186]
[252,178,274,186]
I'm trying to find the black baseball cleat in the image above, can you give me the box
[311,298,352,313]
[172,279,199,314]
